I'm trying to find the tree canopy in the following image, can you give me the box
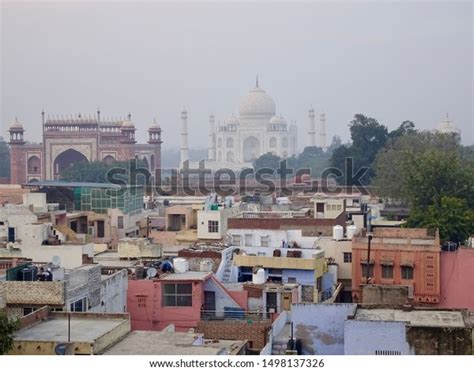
[373,131,474,243]
[0,311,19,355]
[0,137,10,179]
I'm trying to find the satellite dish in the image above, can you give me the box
[51,256,61,266]
[54,343,68,355]
[147,267,157,278]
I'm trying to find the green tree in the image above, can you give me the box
[252,152,282,174]
[329,114,389,185]
[408,197,474,243]
[0,137,11,179]
[0,311,19,355]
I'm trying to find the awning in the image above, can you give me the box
[400,262,415,268]
[380,261,394,266]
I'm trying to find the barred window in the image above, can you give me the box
[208,220,219,233]
[163,283,192,307]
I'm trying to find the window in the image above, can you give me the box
[261,236,269,247]
[97,220,105,238]
[258,252,266,256]
[401,266,414,280]
[245,234,252,246]
[361,263,374,278]
[70,298,87,312]
[287,277,297,284]
[208,220,219,233]
[117,216,124,229]
[163,283,192,307]
[23,307,35,316]
[381,264,394,279]
[232,235,241,246]
[343,252,352,263]
[137,295,147,308]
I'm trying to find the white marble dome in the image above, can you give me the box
[437,118,460,135]
[239,85,276,117]
[269,114,286,125]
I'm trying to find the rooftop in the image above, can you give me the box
[354,308,467,328]
[103,330,246,355]
[23,180,143,189]
[15,316,128,343]
[159,271,212,281]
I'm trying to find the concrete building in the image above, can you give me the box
[437,248,474,311]
[0,263,127,317]
[8,113,162,184]
[351,228,441,304]
[127,271,245,331]
[9,307,130,355]
[118,237,161,259]
[290,303,473,355]
[233,246,331,303]
[345,307,472,355]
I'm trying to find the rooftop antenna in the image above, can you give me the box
[97,108,101,122]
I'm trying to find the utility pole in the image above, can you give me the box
[366,233,373,284]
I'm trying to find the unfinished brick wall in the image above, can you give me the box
[196,320,271,350]
[0,281,65,305]
[407,326,472,355]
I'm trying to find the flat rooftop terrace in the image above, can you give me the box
[354,308,466,328]
[103,330,245,355]
[15,317,127,342]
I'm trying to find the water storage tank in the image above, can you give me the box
[252,268,265,284]
[333,225,344,241]
[347,225,358,240]
[328,264,338,287]
[200,260,213,272]
[174,258,189,273]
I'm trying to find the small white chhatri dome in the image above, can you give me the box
[121,119,135,128]
[269,114,286,125]
[225,114,240,125]
[149,118,160,130]
[239,77,276,118]
[437,114,460,135]
[10,117,23,130]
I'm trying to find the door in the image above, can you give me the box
[282,292,292,311]
[266,292,278,316]
[203,291,216,318]
[7,227,15,242]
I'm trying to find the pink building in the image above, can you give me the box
[128,271,247,331]
[437,248,474,311]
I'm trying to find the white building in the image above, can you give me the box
[181,79,299,171]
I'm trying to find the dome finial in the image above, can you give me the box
[256,75,259,88]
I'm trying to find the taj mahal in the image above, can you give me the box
[180,78,327,171]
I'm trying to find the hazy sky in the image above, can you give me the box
[1,0,473,152]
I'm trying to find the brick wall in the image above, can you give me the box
[196,320,271,350]
[0,281,65,305]
[361,285,411,305]
[228,213,346,235]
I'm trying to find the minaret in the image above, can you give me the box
[319,112,327,150]
[208,114,216,161]
[308,107,316,147]
[180,108,189,167]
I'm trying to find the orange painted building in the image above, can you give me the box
[351,228,440,304]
